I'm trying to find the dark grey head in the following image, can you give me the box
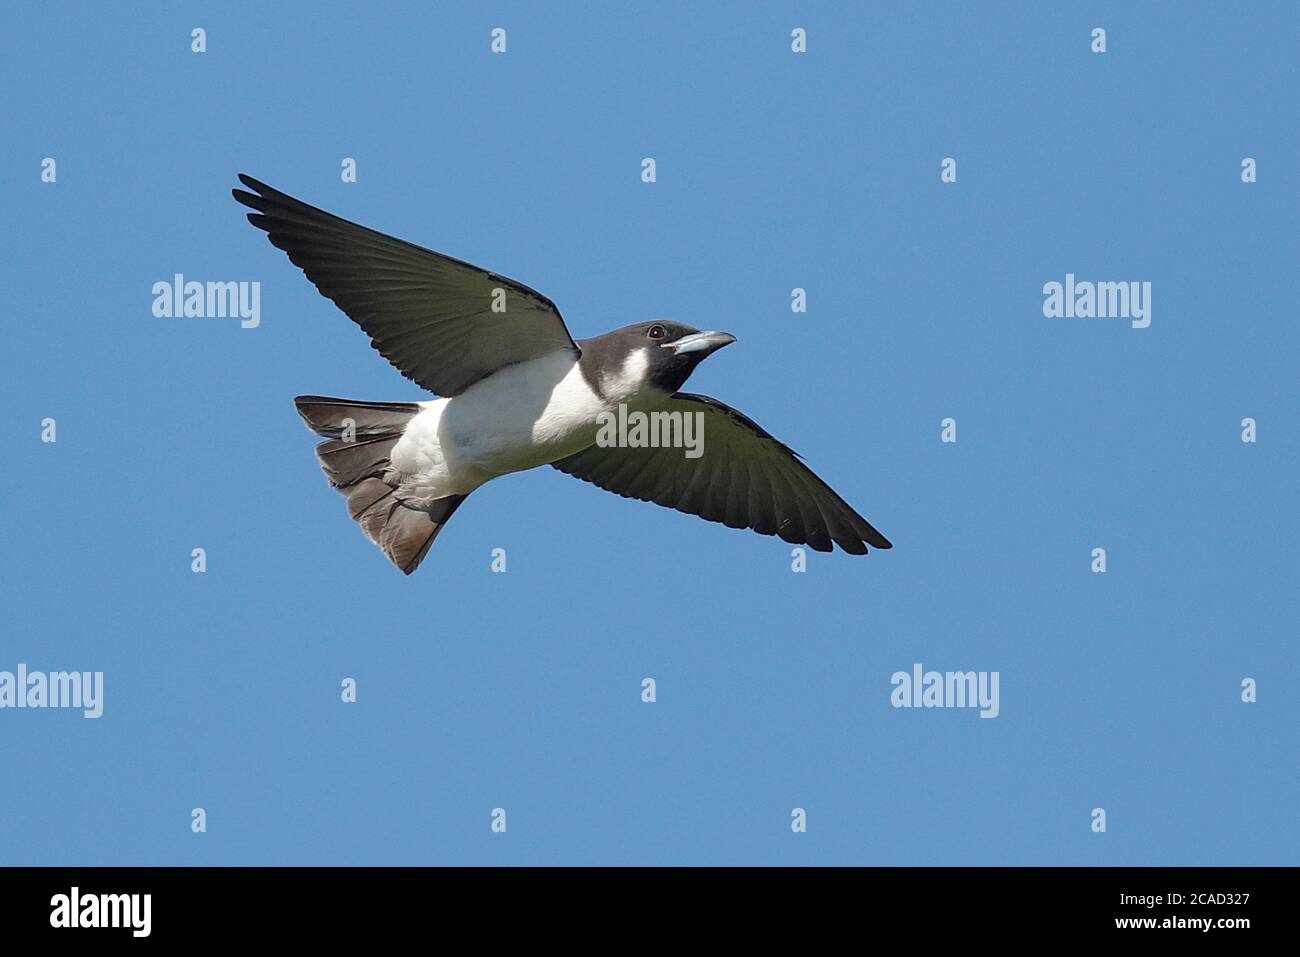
[578,320,736,397]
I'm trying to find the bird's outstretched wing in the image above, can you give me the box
[552,393,891,554]
[232,174,579,396]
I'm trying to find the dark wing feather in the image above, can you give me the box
[233,174,578,396]
[552,393,891,554]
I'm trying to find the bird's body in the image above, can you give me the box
[233,175,892,573]
[389,346,663,506]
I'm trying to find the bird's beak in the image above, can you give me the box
[665,330,737,356]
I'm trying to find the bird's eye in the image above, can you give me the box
[647,324,666,340]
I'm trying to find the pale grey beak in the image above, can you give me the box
[665,330,737,356]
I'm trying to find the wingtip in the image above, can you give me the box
[839,531,891,554]
[231,184,267,217]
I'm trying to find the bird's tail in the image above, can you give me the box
[293,395,468,575]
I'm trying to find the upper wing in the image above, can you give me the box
[551,393,892,554]
[232,174,579,396]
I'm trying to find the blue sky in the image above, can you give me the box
[3,1,1296,865]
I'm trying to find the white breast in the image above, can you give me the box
[388,348,662,506]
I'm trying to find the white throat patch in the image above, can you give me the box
[601,346,652,402]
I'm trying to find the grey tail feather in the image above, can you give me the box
[293,395,469,574]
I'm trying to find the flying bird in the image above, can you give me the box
[232,175,892,573]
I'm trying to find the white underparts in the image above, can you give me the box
[388,346,667,508]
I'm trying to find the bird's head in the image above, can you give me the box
[584,320,737,398]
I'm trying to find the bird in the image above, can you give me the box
[232,174,892,573]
